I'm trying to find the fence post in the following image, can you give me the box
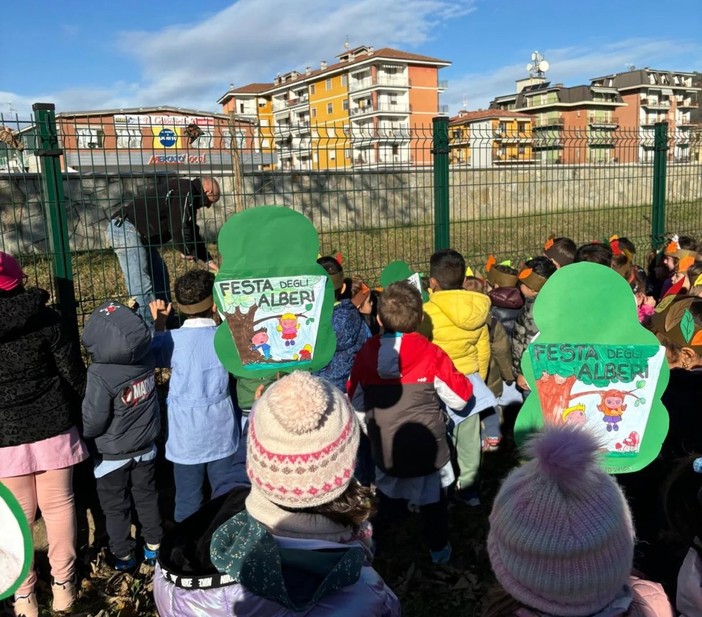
[432,116,450,251]
[32,102,78,338]
[651,121,668,248]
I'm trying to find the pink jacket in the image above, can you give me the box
[677,547,702,617]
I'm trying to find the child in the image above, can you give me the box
[349,281,473,562]
[664,455,702,615]
[464,277,513,451]
[350,276,381,336]
[82,300,162,570]
[543,236,576,269]
[484,426,673,617]
[149,270,243,523]
[573,242,613,266]
[155,371,400,616]
[314,256,371,391]
[660,235,698,298]
[484,261,523,337]
[511,257,557,391]
[419,249,496,506]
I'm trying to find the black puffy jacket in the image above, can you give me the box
[82,301,160,460]
[0,287,86,447]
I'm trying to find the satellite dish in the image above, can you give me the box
[539,60,550,72]
[527,63,534,72]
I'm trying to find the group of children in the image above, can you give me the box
[5,230,702,616]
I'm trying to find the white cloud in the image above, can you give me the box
[443,38,702,114]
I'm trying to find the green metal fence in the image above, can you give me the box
[0,104,700,334]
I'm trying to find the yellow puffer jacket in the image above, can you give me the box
[419,289,491,378]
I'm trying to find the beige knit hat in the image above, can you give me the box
[247,371,360,508]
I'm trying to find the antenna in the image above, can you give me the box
[625,63,636,71]
[527,51,549,79]
[462,95,468,110]
[344,35,350,50]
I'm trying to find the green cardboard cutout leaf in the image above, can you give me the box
[0,482,33,600]
[681,309,695,343]
[380,261,429,301]
[516,263,669,474]
[213,206,337,379]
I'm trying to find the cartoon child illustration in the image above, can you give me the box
[277,313,300,347]
[293,344,313,362]
[561,403,586,426]
[597,389,629,432]
[250,328,271,359]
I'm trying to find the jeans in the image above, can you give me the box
[173,453,247,522]
[95,459,162,558]
[106,218,171,326]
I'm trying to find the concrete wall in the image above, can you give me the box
[0,164,700,255]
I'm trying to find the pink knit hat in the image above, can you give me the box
[247,371,360,509]
[487,426,634,616]
[0,252,24,291]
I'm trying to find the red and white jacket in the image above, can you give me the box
[347,332,473,478]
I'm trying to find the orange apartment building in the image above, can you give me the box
[449,110,533,167]
[490,68,700,164]
[53,106,265,173]
[218,45,450,170]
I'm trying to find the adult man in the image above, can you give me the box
[107,176,220,325]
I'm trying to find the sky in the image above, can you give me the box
[1,0,701,120]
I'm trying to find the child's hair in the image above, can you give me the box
[463,276,485,293]
[677,236,698,251]
[615,237,636,256]
[544,237,576,267]
[687,260,702,293]
[350,276,367,299]
[285,478,376,532]
[525,255,557,280]
[630,268,647,296]
[317,256,348,300]
[378,281,423,333]
[663,455,702,556]
[494,264,518,276]
[574,242,614,267]
[429,249,466,290]
[611,253,632,278]
[175,270,215,318]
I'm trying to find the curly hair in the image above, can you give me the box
[175,269,215,318]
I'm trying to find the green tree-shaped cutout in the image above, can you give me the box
[213,206,337,379]
[515,262,670,474]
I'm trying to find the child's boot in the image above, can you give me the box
[143,543,160,567]
[51,577,77,612]
[113,551,137,571]
[13,592,39,617]
[430,543,452,565]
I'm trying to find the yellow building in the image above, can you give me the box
[217,45,451,170]
[449,110,533,167]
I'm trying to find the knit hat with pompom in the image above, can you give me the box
[247,371,360,509]
[487,426,635,617]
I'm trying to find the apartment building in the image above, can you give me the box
[51,106,264,173]
[449,110,533,167]
[218,45,450,170]
[490,81,626,164]
[591,68,700,162]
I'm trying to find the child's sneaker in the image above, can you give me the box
[13,592,39,617]
[113,551,137,571]
[482,436,502,452]
[430,543,452,565]
[51,577,76,612]
[143,543,160,566]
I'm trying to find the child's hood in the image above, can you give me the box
[488,286,524,310]
[427,289,491,330]
[82,301,152,365]
[210,511,364,611]
[0,287,49,340]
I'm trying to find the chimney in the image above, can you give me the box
[320,60,327,70]
[306,66,312,75]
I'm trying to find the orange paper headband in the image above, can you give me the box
[351,282,371,308]
[518,267,548,292]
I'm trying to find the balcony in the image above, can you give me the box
[349,76,411,93]
[587,114,619,128]
[350,103,410,117]
[438,105,449,116]
[438,80,448,91]
[641,116,668,126]
[349,127,411,143]
[533,136,563,149]
[533,116,565,129]
[677,98,699,108]
[493,130,532,142]
[587,135,616,146]
[286,95,309,109]
[641,98,671,109]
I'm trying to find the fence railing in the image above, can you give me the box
[0,104,700,336]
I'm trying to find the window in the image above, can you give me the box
[518,145,526,155]
[392,145,399,156]
[329,151,336,160]
[195,129,214,149]
[327,103,333,114]
[239,103,245,113]
[224,130,246,150]
[311,107,317,118]
[261,138,270,148]
[310,84,316,95]
[342,99,349,111]
[325,78,332,91]
[341,74,348,87]
[345,148,350,158]
[116,128,141,149]
[76,127,104,149]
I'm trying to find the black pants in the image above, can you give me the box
[96,459,163,558]
[375,489,449,553]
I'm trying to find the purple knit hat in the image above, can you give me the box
[487,426,634,616]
